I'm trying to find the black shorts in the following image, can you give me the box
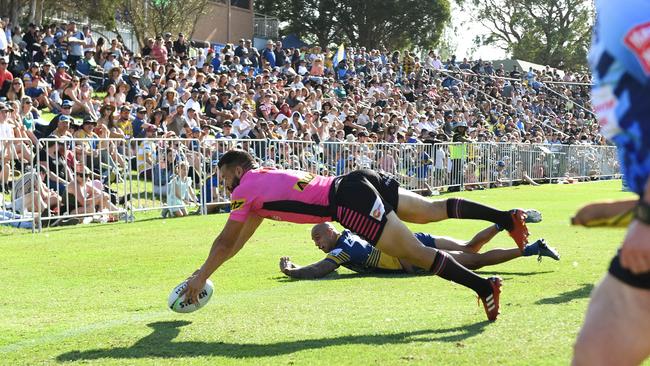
[329,169,400,245]
[609,251,650,290]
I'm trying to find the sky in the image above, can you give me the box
[448,3,507,61]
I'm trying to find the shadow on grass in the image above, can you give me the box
[534,283,594,305]
[57,320,490,361]
[273,271,415,282]
[274,270,555,283]
[475,270,554,277]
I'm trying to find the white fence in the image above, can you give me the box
[0,138,621,231]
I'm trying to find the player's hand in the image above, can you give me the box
[279,256,292,274]
[182,273,206,305]
[620,220,650,274]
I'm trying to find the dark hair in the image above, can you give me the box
[217,150,257,170]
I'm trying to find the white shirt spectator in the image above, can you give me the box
[232,116,254,138]
[417,120,438,133]
[0,27,7,52]
[103,59,119,73]
[290,81,304,90]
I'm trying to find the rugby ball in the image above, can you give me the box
[168,279,214,313]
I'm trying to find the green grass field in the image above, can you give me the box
[0,180,640,365]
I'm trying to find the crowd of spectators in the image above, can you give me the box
[0,19,618,226]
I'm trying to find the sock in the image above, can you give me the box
[447,198,513,231]
[430,251,492,297]
[522,240,540,256]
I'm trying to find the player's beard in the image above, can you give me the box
[228,175,241,193]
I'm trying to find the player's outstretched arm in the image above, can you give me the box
[184,219,245,303]
[227,215,264,260]
[571,199,636,227]
[280,257,339,279]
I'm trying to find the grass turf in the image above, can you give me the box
[0,180,641,365]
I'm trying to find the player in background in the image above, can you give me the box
[279,222,560,279]
[573,1,650,364]
[183,150,536,321]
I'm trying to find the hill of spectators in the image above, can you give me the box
[0,19,613,226]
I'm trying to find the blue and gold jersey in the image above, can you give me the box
[324,230,437,274]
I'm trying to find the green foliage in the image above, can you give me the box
[50,0,211,48]
[468,0,593,70]
[255,0,450,50]
[0,181,632,365]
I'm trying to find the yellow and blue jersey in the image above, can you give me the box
[325,230,437,274]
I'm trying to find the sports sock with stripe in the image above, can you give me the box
[429,251,492,297]
[446,198,513,231]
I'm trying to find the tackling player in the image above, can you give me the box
[183,150,534,321]
[573,1,650,363]
[279,222,560,279]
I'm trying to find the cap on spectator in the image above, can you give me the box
[358,130,369,137]
[136,106,147,113]
[71,118,83,127]
[120,105,130,112]
[452,121,468,131]
[61,100,73,108]
[345,134,356,142]
[223,121,232,127]
[129,71,141,79]
[0,102,8,111]
[191,127,201,133]
[82,117,97,124]
[163,32,172,38]
[57,61,69,69]
[266,39,274,45]
[497,161,506,167]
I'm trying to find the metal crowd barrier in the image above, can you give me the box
[0,137,37,230]
[0,137,622,232]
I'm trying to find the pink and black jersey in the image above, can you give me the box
[228,168,336,223]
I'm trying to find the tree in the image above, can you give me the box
[337,0,450,50]
[467,0,593,70]
[39,0,210,49]
[255,0,343,47]
[255,0,451,50]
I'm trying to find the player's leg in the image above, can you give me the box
[377,212,489,292]
[333,172,502,319]
[376,212,502,320]
[447,249,521,270]
[573,275,650,366]
[429,236,471,252]
[395,188,529,249]
[464,225,500,253]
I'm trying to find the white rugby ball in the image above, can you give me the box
[168,279,214,313]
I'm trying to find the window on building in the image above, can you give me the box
[231,0,250,9]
